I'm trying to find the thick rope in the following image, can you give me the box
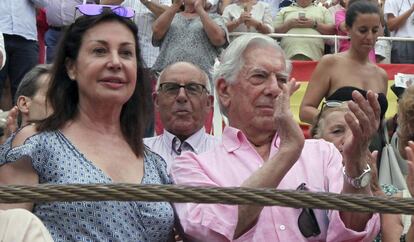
[0,184,413,214]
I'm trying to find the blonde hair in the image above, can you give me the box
[397,86,414,158]
[311,104,349,138]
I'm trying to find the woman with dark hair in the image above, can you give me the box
[335,0,377,62]
[0,5,174,241]
[300,0,388,124]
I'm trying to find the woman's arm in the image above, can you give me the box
[299,55,334,124]
[152,0,182,41]
[381,192,404,242]
[195,0,226,46]
[0,125,39,211]
[404,143,414,241]
[386,5,414,32]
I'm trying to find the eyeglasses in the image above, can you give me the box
[158,82,208,96]
[75,4,135,19]
[297,183,321,238]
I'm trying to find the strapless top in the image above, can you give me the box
[326,86,388,119]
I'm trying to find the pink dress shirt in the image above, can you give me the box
[171,126,380,242]
[335,8,376,63]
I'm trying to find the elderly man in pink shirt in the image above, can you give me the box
[171,33,380,241]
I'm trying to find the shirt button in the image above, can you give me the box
[279,225,286,230]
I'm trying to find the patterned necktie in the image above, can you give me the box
[172,137,194,155]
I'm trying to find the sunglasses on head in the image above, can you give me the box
[321,100,344,110]
[296,183,321,238]
[313,100,345,128]
[75,4,135,19]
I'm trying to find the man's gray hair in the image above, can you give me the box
[213,33,292,86]
[213,33,292,117]
[155,62,212,94]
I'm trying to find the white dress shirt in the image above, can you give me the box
[144,128,219,172]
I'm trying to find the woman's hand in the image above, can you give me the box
[194,0,205,12]
[172,0,183,10]
[288,17,314,29]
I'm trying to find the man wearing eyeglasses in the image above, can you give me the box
[144,62,219,171]
[171,34,380,241]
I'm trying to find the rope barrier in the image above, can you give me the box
[1,184,414,214]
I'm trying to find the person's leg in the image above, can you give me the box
[0,35,13,105]
[391,41,414,64]
[44,28,62,64]
[8,36,38,103]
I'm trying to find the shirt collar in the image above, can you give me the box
[222,126,280,152]
[162,127,207,154]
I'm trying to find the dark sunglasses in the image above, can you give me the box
[75,4,135,19]
[297,183,321,238]
[158,82,208,96]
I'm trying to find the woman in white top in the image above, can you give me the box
[222,0,273,34]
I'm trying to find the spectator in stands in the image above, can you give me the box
[0,65,53,160]
[273,0,335,60]
[44,1,85,63]
[102,0,170,69]
[222,0,273,34]
[0,7,175,241]
[260,0,282,19]
[335,0,376,62]
[144,62,218,170]
[328,0,342,19]
[396,86,414,160]
[152,0,227,87]
[384,0,414,64]
[0,0,46,105]
[101,0,171,137]
[172,33,380,241]
[14,64,53,128]
[400,142,414,241]
[299,0,388,124]
[310,102,405,242]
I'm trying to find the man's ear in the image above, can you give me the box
[16,96,30,115]
[65,58,76,80]
[216,78,231,110]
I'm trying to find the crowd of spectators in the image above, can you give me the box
[0,0,413,241]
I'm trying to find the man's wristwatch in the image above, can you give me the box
[342,164,371,189]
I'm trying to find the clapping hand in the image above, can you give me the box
[342,91,381,177]
[274,78,304,160]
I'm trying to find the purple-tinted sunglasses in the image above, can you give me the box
[75,4,135,19]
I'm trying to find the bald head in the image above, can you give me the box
[156,62,211,93]
[154,61,213,140]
